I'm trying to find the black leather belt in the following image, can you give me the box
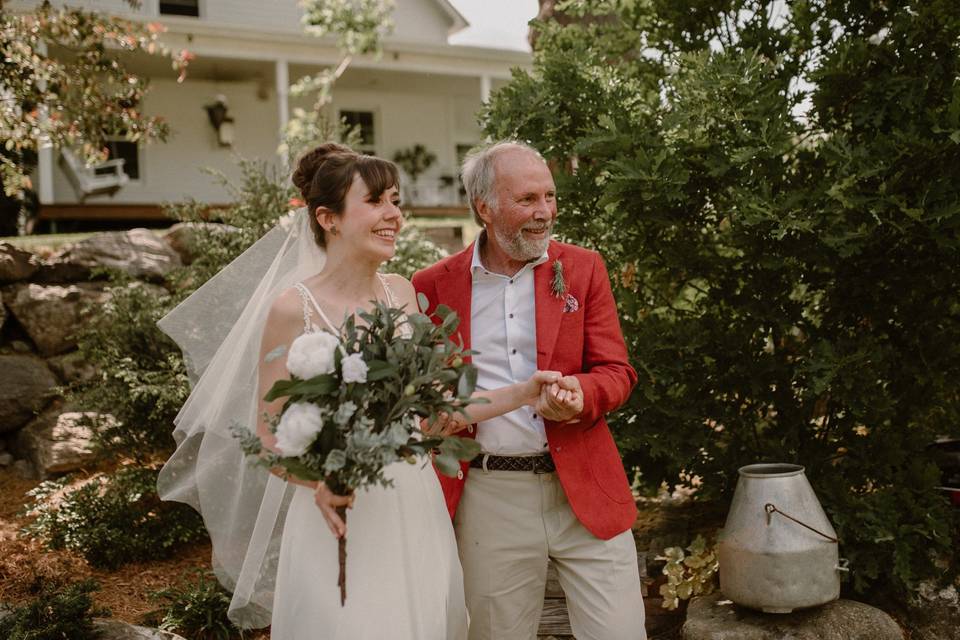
[469,453,556,473]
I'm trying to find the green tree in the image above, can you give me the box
[485,0,960,594]
[0,0,190,232]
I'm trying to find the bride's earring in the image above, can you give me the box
[329,225,339,236]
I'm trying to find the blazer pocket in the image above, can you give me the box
[581,429,634,504]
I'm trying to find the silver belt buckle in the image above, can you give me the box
[533,455,550,474]
[481,453,490,473]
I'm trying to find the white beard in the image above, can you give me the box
[492,222,553,262]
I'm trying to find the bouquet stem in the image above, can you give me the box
[337,504,348,606]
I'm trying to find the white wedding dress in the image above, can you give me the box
[270,278,468,640]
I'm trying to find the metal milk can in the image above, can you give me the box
[718,463,847,613]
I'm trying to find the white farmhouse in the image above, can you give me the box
[12,0,530,232]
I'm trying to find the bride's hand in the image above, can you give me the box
[421,412,469,437]
[522,370,562,406]
[313,481,355,539]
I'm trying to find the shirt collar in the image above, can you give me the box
[470,230,549,275]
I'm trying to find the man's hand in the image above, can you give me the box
[536,375,584,423]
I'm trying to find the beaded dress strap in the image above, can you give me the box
[293,283,338,334]
[376,273,397,307]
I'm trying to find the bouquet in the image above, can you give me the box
[234,298,482,604]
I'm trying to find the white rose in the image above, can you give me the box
[286,331,340,379]
[274,402,324,457]
[340,352,368,384]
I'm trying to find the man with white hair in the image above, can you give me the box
[413,141,646,639]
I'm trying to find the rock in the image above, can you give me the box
[32,257,94,283]
[47,350,97,384]
[4,283,110,355]
[0,288,5,332]
[51,228,182,281]
[13,458,35,479]
[9,339,33,353]
[682,593,904,640]
[95,619,187,640]
[0,354,58,433]
[14,409,113,476]
[163,222,238,265]
[0,452,12,466]
[0,242,39,283]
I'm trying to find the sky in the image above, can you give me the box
[447,0,540,52]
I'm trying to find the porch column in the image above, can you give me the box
[480,74,492,104]
[36,145,54,205]
[275,58,290,138]
[36,40,54,205]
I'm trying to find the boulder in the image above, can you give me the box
[4,283,110,355]
[0,452,12,466]
[0,242,39,282]
[14,409,114,476]
[47,350,97,384]
[50,228,182,281]
[95,619,187,640]
[682,593,904,640]
[0,354,58,433]
[163,221,238,265]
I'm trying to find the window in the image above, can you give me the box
[339,110,376,154]
[96,140,140,180]
[160,0,200,17]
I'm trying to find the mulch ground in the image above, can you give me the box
[0,464,269,638]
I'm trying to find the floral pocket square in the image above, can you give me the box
[562,293,580,313]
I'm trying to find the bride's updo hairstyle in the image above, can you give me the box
[292,142,400,248]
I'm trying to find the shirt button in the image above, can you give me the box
[533,414,538,419]
[509,279,514,284]
[467,424,474,434]
[457,469,464,480]
[509,313,514,319]
[512,348,517,354]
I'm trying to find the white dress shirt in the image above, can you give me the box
[470,234,549,455]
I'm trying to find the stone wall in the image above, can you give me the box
[0,227,195,478]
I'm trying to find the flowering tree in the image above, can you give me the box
[0,0,190,233]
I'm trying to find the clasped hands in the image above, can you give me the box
[423,370,584,438]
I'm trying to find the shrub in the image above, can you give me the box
[72,277,188,458]
[484,0,960,594]
[22,467,206,569]
[384,224,447,280]
[0,579,108,640]
[144,570,243,640]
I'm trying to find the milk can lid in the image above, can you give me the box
[738,463,805,478]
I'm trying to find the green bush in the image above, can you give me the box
[144,571,243,640]
[0,579,108,640]
[72,277,188,458]
[22,467,206,569]
[384,224,447,279]
[484,0,960,594]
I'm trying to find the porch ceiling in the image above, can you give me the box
[111,49,277,83]
[290,65,485,98]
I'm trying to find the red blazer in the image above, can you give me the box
[412,239,638,540]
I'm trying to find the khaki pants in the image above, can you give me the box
[454,468,647,640]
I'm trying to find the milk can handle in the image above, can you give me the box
[764,503,839,543]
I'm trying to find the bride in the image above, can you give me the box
[158,143,564,639]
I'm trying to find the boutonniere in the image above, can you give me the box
[551,260,566,298]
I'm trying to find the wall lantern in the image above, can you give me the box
[204,94,235,147]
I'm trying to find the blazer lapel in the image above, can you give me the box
[535,242,566,369]
[436,244,474,353]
